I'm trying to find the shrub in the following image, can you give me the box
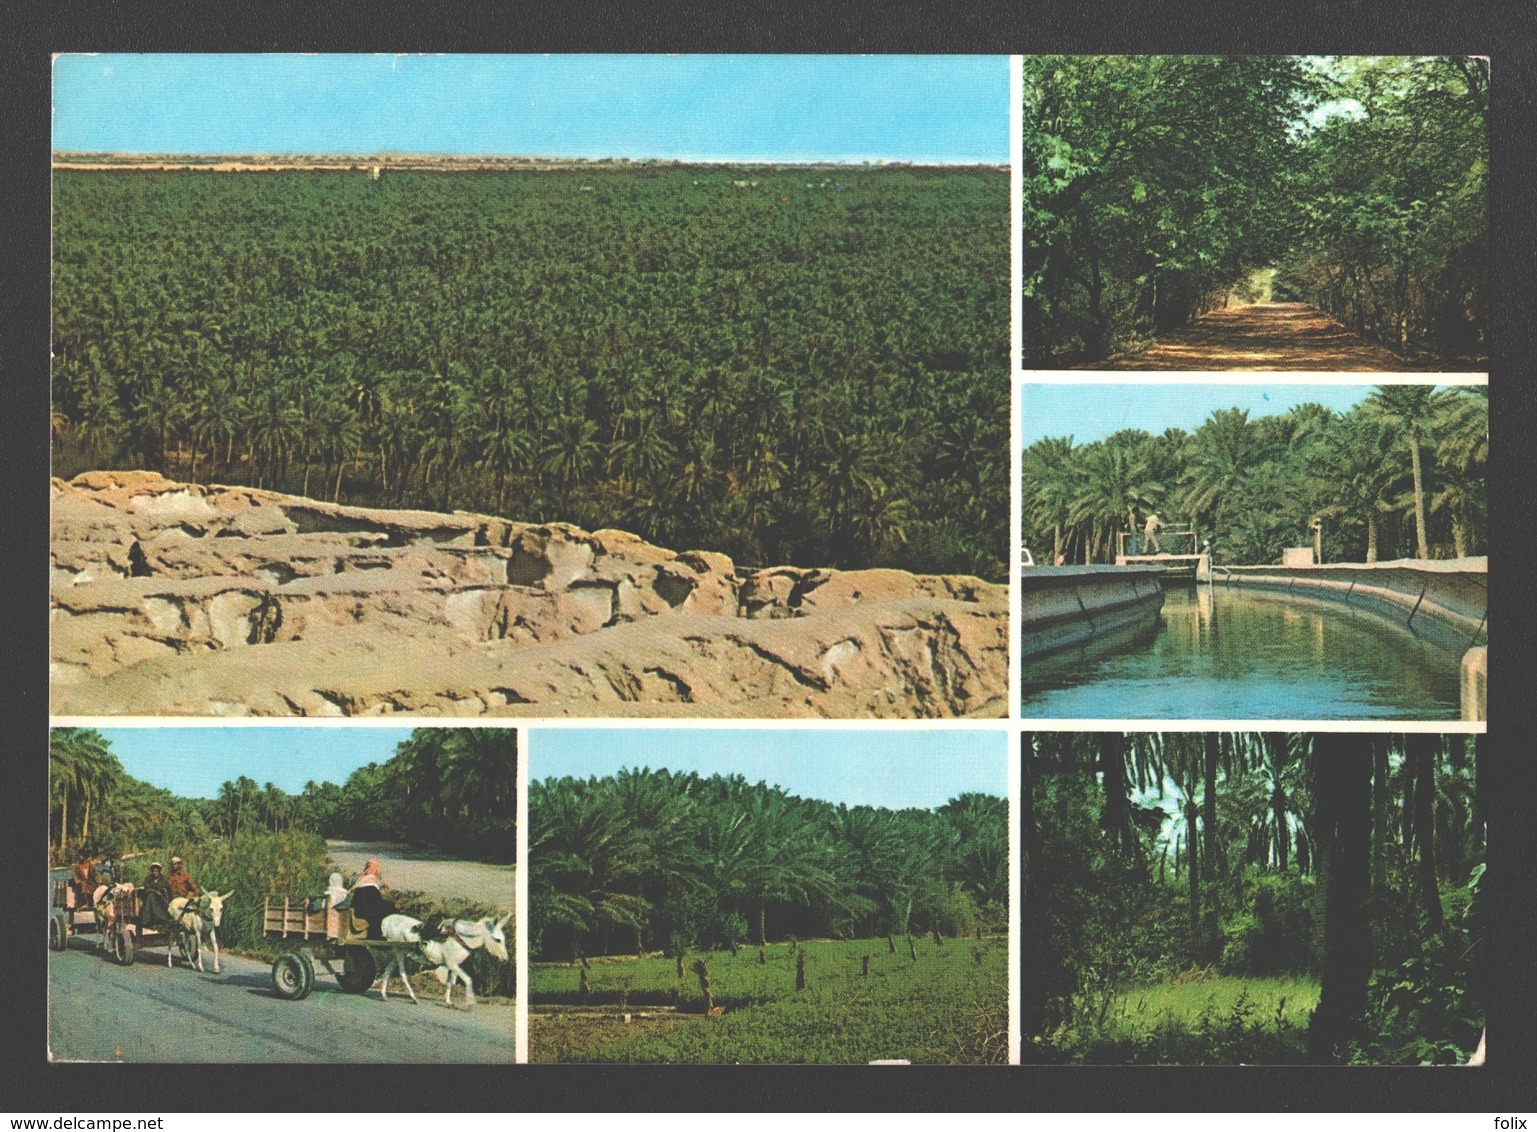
[120,829,331,952]
[1221,873,1315,977]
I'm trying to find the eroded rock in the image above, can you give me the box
[51,473,1007,717]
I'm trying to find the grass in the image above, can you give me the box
[530,936,1008,1064]
[1056,971,1320,1065]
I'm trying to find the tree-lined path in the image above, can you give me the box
[1025,57,1488,370]
[1083,302,1439,371]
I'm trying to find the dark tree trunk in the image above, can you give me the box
[1185,790,1201,948]
[1372,737,1390,898]
[1203,734,1221,873]
[1099,733,1137,861]
[1308,736,1373,1062]
[1265,733,1289,871]
[1409,735,1444,934]
[1202,736,1224,960]
[1020,732,1046,1038]
[1084,232,1109,361]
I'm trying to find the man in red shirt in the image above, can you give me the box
[166,856,201,902]
[71,849,100,907]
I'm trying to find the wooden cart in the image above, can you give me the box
[50,880,103,952]
[263,895,415,1000]
[53,880,196,967]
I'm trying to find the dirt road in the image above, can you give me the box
[1083,302,1437,371]
[327,840,513,908]
[47,934,513,1062]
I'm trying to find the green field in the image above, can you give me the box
[1053,974,1320,1065]
[530,936,1008,1064]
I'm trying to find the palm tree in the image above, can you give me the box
[1367,385,1445,559]
[437,728,518,860]
[1022,436,1077,563]
[529,777,650,957]
[50,729,122,855]
[1178,408,1259,534]
[1431,387,1487,558]
[540,415,601,506]
[1070,440,1163,562]
[1313,409,1406,563]
[704,784,838,946]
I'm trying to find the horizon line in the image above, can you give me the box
[52,150,1007,167]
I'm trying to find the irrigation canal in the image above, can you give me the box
[1021,583,1468,720]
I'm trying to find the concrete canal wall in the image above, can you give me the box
[1020,565,1167,660]
[1211,557,1488,720]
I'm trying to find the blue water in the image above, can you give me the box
[1021,585,1468,720]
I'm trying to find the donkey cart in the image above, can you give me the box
[101,886,198,968]
[50,879,103,952]
[264,895,415,1000]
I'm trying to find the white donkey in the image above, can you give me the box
[378,912,511,1008]
[168,891,233,973]
[166,896,203,970]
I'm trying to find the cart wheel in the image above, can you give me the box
[335,946,377,994]
[49,913,68,952]
[271,953,311,1000]
[113,926,134,966]
[296,950,316,997]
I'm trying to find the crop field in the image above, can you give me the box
[530,936,1009,1063]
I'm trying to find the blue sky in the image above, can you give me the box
[1021,382,1381,447]
[52,54,1008,163]
[533,729,1007,810]
[93,727,419,799]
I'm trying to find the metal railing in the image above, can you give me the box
[1118,527,1199,557]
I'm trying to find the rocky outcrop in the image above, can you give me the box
[51,473,1007,718]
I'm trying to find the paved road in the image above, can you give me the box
[48,925,513,1062]
[1084,302,1438,371]
[326,840,513,908]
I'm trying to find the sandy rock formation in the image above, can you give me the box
[51,473,1007,718]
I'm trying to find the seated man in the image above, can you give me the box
[166,856,201,903]
[348,859,398,940]
[139,862,173,927]
[71,849,100,908]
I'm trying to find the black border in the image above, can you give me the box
[11,0,1537,1113]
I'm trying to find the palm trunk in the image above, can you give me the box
[1372,737,1390,898]
[1268,733,1289,872]
[1185,791,1200,945]
[1409,736,1443,934]
[1020,732,1045,1037]
[1366,514,1379,564]
[1308,736,1372,1061]
[1410,437,1429,559]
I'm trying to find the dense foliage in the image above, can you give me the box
[1023,56,1487,366]
[531,937,1007,1063]
[49,727,516,863]
[1021,385,1487,565]
[1022,732,1483,1064]
[52,165,1010,579]
[113,829,331,953]
[530,768,1007,960]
